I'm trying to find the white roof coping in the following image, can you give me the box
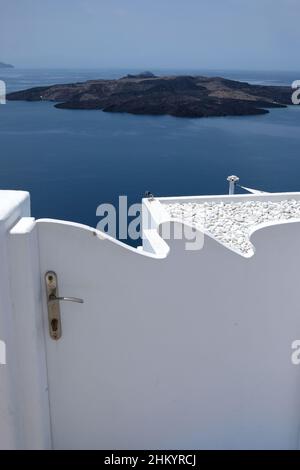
[0,190,30,222]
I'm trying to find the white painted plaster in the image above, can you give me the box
[2,190,300,449]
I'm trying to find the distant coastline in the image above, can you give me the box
[0,62,14,69]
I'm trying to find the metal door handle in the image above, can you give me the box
[49,294,84,304]
[45,271,84,340]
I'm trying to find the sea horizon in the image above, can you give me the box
[2,67,300,89]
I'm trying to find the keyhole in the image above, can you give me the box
[51,318,58,332]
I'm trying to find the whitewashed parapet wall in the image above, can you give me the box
[1,190,300,449]
[0,191,51,449]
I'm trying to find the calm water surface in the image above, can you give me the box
[0,68,300,236]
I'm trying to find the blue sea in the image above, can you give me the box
[1,68,300,238]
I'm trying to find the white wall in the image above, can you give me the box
[0,191,30,449]
[2,190,300,449]
[9,217,51,449]
[0,191,51,449]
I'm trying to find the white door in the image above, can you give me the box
[37,219,300,450]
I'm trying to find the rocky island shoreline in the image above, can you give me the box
[7,72,293,118]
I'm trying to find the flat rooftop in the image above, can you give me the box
[161,198,300,256]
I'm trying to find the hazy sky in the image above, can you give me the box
[0,0,299,70]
